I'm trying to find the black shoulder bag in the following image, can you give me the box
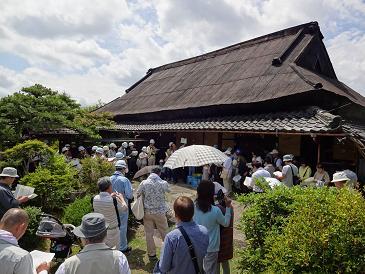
[290,164,300,186]
[91,196,121,228]
[178,226,201,274]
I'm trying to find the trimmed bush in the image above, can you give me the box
[63,195,93,226]
[238,186,365,273]
[18,206,44,251]
[79,157,115,193]
[20,154,78,212]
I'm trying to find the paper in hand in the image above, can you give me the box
[14,185,37,199]
[30,250,55,274]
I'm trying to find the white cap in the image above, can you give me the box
[271,149,279,154]
[122,142,128,148]
[92,146,98,151]
[115,152,124,159]
[115,160,127,168]
[78,146,85,151]
[96,147,104,154]
[142,146,147,152]
[150,139,155,144]
[283,154,293,162]
[169,142,174,147]
[65,144,71,148]
[331,172,350,183]
[109,143,117,149]
[103,145,109,151]
[62,147,68,153]
[128,142,134,147]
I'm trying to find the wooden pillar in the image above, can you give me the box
[317,136,321,164]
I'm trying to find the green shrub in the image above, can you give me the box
[18,206,45,251]
[238,186,365,273]
[20,154,78,212]
[62,195,93,226]
[79,157,115,193]
[0,140,55,176]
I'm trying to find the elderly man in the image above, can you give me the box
[157,196,209,274]
[275,154,299,187]
[0,208,49,274]
[137,167,170,259]
[331,172,350,189]
[92,177,128,249]
[270,149,283,171]
[147,139,158,166]
[78,146,89,159]
[110,160,133,254]
[55,213,131,274]
[0,167,28,219]
[221,150,233,194]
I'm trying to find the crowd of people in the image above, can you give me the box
[0,140,361,274]
[219,147,359,193]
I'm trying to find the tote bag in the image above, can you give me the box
[131,195,144,220]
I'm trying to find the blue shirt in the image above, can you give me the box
[193,205,231,252]
[158,221,209,274]
[110,172,133,200]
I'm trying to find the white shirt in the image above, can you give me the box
[223,157,232,171]
[251,168,271,192]
[252,168,271,180]
[282,163,298,187]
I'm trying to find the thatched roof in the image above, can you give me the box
[97,21,365,119]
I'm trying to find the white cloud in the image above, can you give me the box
[0,0,364,105]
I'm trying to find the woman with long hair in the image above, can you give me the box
[193,180,232,274]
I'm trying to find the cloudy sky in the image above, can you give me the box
[0,0,364,105]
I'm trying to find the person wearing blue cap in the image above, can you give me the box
[110,160,133,254]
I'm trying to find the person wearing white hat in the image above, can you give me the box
[110,161,133,254]
[221,150,233,194]
[78,146,89,159]
[331,172,350,189]
[93,147,106,160]
[109,143,117,158]
[275,154,298,187]
[118,142,128,159]
[137,147,148,170]
[0,167,28,219]
[147,139,158,166]
[270,149,283,171]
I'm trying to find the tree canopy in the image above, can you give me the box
[0,84,113,148]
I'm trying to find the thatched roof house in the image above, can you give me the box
[97,22,365,177]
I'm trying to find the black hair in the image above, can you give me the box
[196,180,215,213]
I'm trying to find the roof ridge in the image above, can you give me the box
[151,21,320,73]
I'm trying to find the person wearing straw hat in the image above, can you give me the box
[331,172,350,189]
[0,167,28,219]
[55,213,131,274]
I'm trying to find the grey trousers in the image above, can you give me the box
[203,251,219,274]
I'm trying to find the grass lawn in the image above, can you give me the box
[126,223,242,274]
